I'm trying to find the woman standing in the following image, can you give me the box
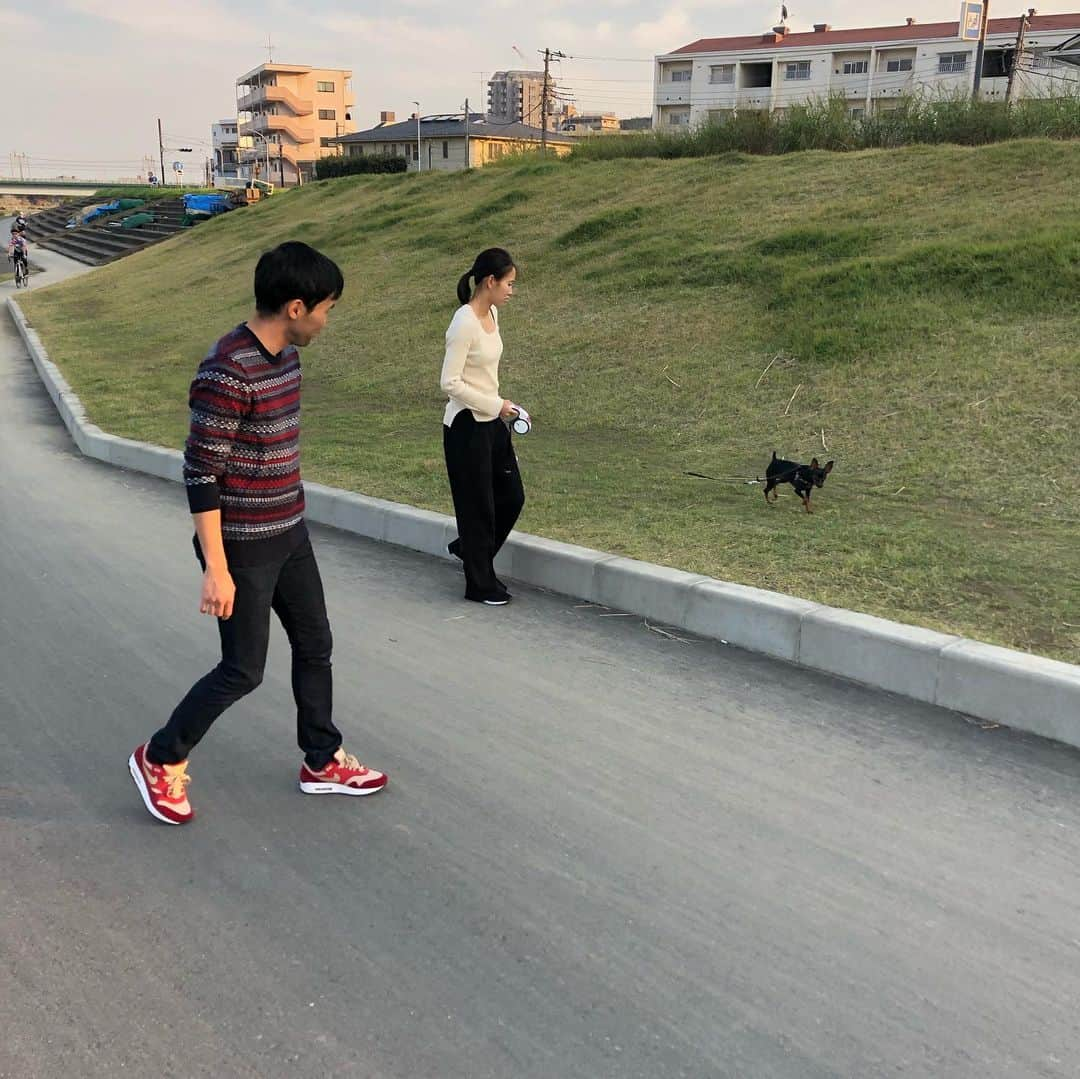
[441,248,527,605]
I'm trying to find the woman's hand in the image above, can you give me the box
[499,399,518,420]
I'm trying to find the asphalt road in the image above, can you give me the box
[3,249,1080,1079]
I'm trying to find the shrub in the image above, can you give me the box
[315,156,408,179]
[570,92,1080,161]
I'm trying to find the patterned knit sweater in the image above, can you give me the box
[183,324,307,565]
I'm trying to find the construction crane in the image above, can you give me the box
[512,45,529,67]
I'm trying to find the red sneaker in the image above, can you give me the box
[128,743,194,825]
[299,748,387,796]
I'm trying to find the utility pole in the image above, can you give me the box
[279,140,285,187]
[413,101,421,171]
[157,118,166,186]
[541,49,550,153]
[464,98,470,168]
[972,0,991,100]
[540,48,566,153]
[1005,8,1033,104]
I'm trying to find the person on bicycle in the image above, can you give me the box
[8,229,29,273]
[11,212,28,232]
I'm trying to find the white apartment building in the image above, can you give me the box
[654,13,1080,127]
[211,120,240,183]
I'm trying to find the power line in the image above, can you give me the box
[564,54,655,63]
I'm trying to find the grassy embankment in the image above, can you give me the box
[20,139,1080,660]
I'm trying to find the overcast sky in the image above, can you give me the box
[4,1,1077,178]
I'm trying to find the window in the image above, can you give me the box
[885,57,913,73]
[316,81,335,92]
[318,109,337,120]
[849,106,865,119]
[842,60,868,75]
[668,110,690,125]
[938,52,969,73]
[1030,51,1050,70]
[669,69,692,83]
[709,64,735,84]
[320,137,334,148]
[785,61,812,80]
[442,140,449,159]
[707,109,733,122]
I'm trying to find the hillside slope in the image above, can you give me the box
[20,140,1080,660]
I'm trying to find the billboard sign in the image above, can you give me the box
[960,1,984,42]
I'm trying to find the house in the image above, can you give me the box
[654,12,1080,126]
[331,114,574,171]
[235,62,358,185]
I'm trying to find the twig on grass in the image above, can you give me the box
[755,352,780,388]
[821,428,828,452]
[782,384,802,417]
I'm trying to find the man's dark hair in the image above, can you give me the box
[254,241,344,315]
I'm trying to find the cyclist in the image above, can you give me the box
[7,228,29,284]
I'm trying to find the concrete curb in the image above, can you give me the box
[9,296,1080,750]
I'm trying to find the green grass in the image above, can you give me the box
[89,185,217,201]
[571,93,1080,160]
[19,140,1080,662]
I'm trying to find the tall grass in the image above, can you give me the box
[571,93,1080,160]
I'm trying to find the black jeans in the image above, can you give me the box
[149,536,341,769]
[443,410,525,599]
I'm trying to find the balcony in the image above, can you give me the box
[241,115,315,145]
[239,143,311,169]
[736,87,773,109]
[655,84,691,106]
[236,85,313,116]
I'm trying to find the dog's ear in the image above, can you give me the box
[771,450,777,461]
[824,460,834,473]
[809,457,819,469]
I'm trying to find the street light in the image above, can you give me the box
[246,129,272,182]
[413,101,421,172]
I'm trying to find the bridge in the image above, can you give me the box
[0,180,188,197]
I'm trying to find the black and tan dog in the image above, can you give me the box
[764,451,834,513]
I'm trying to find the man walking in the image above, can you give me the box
[129,242,386,824]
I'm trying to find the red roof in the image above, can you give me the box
[670,13,1080,55]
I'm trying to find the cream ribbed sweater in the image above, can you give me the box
[440,304,504,425]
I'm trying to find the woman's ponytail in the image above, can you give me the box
[457,269,473,305]
[456,248,515,306]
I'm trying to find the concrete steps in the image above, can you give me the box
[23,194,228,267]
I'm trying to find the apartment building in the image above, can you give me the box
[488,70,559,128]
[654,13,1080,127]
[333,114,573,172]
[559,108,620,133]
[211,120,240,183]
[235,63,357,185]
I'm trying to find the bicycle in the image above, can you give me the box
[11,253,29,288]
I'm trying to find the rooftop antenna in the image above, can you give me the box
[265,34,274,63]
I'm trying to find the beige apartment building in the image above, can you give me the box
[487,70,561,129]
[235,63,357,185]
